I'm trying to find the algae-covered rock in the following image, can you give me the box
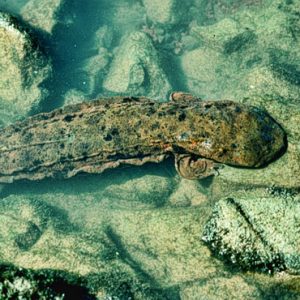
[0,12,52,127]
[21,0,65,34]
[0,190,217,299]
[103,31,171,100]
[203,190,300,274]
[189,18,243,51]
[142,0,184,25]
[181,1,300,102]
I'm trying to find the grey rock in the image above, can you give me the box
[103,31,171,100]
[202,190,300,274]
[0,12,52,127]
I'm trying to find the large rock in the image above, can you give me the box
[182,1,300,102]
[203,190,300,274]
[103,31,171,100]
[0,12,52,127]
[21,0,65,34]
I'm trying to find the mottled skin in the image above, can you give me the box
[0,93,286,183]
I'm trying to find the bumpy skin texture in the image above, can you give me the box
[0,95,286,182]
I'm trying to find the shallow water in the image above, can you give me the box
[0,0,299,299]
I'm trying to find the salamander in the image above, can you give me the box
[0,92,286,182]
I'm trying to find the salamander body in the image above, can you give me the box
[0,94,286,182]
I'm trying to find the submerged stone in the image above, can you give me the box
[21,0,65,34]
[0,12,52,127]
[202,191,300,274]
[103,31,171,100]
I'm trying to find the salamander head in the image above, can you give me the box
[174,105,287,168]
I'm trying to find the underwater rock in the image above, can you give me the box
[202,191,300,274]
[21,0,65,34]
[142,0,184,25]
[64,26,113,101]
[193,0,267,23]
[93,25,114,50]
[73,26,113,99]
[109,1,145,35]
[0,192,216,299]
[181,47,224,99]
[103,31,171,100]
[189,18,244,50]
[0,12,52,127]
[0,196,54,252]
[180,275,261,299]
[182,1,300,102]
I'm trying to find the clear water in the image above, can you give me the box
[0,0,299,299]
